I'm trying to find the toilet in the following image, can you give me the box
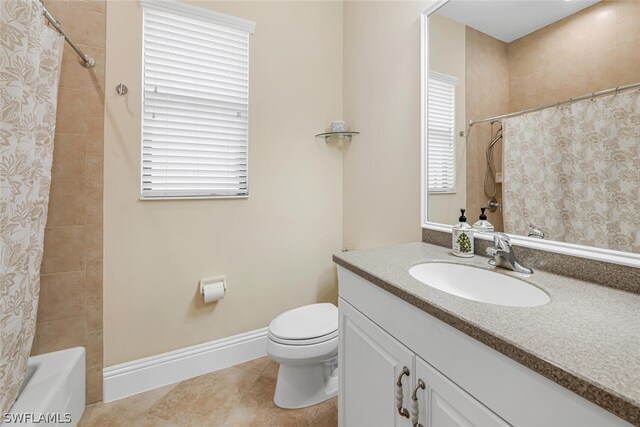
[266,303,338,409]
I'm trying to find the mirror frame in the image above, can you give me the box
[420,0,640,268]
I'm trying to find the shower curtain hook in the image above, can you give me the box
[615,86,620,96]
[591,92,596,101]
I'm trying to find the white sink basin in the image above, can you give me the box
[408,262,550,307]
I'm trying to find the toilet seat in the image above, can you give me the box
[268,303,338,344]
[268,329,338,346]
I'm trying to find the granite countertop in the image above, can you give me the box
[333,242,640,425]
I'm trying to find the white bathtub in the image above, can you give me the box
[7,347,85,426]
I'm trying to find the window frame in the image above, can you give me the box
[139,0,255,200]
[427,70,458,194]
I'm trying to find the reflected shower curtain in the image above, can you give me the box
[503,90,640,253]
[0,0,63,415]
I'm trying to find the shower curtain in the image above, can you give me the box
[0,0,64,415]
[503,90,640,253]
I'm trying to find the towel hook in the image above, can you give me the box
[116,83,128,96]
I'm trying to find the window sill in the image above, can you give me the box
[428,191,457,195]
[140,195,249,201]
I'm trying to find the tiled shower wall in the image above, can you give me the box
[507,0,640,112]
[465,27,508,231]
[31,0,105,405]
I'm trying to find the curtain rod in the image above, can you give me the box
[468,81,640,127]
[40,0,95,68]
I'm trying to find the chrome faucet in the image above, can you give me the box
[485,233,533,274]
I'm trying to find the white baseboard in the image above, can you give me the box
[103,327,268,403]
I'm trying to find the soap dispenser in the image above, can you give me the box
[452,209,474,258]
[473,208,494,233]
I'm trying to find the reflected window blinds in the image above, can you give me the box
[141,1,255,198]
[427,72,458,193]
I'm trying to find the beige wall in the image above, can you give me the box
[508,0,640,112]
[104,1,343,366]
[36,0,105,404]
[427,14,466,225]
[343,1,431,249]
[465,27,508,231]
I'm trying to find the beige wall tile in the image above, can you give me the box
[59,45,88,90]
[86,365,103,405]
[37,316,85,353]
[52,134,86,180]
[86,189,103,225]
[87,117,104,154]
[87,151,104,189]
[86,259,103,300]
[87,76,105,119]
[45,2,105,48]
[617,1,640,43]
[86,223,103,261]
[465,26,508,231]
[86,260,103,333]
[41,226,86,274]
[38,271,86,322]
[55,88,88,134]
[86,330,104,368]
[86,292,103,333]
[47,180,86,226]
[507,0,639,114]
[38,0,105,405]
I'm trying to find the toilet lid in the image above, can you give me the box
[269,303,338,341]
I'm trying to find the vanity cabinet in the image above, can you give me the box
[337,266,630,427]
[413,357,508,427]
[340,299,507,427]
[340,299,413,426]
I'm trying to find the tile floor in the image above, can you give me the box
[79,357,337,427]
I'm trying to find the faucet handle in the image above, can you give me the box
[486,232,511,251]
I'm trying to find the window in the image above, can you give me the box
[427,71,458,193]
[141,1,255,199]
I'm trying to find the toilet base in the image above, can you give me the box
[273,358,338,409]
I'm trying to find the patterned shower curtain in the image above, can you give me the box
[503,90,640,253]
[0,0,64,415]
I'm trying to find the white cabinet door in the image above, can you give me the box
[412,357,510,427]
[339,299,414,427]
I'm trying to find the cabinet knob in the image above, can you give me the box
[411,379,426,427]
[395,367,410,418]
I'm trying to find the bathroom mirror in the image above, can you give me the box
[423,0,640,262]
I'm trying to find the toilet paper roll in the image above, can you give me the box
[202,282,225,303]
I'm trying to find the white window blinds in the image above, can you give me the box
[141,1,255,199]
[427,72,458,193]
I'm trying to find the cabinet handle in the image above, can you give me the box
[395,366,410,418]
[410,379,426,427]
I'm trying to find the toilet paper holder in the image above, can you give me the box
[199,275,226,303]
